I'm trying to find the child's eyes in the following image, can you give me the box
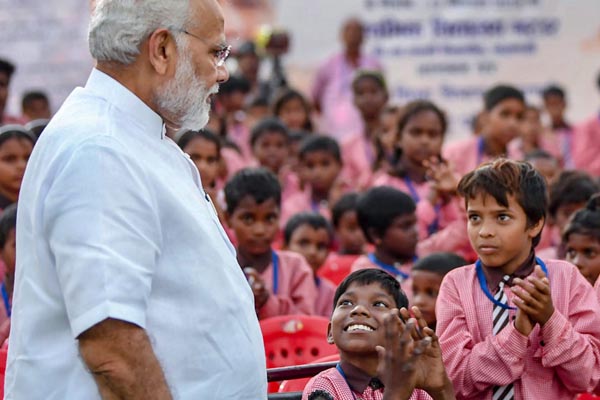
[338,299,353,307]
[497,214,511,222]
[373,301,389,308]
[468,214,480,222]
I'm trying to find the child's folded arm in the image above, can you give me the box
[538,269,600,392]
[437,274,528,398]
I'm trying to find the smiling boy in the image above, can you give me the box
[436,158,600,399]
[303,269,455,400]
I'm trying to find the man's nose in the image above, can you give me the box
[217,64,229,84]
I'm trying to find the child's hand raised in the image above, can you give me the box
[243,267,270,310]
[511,265,555,326]
[399,307,455,399]
[376,309,431,400]
[423,156,458,203]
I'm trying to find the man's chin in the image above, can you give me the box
[179,112,210,132]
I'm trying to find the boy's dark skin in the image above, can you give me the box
[326,281,455,400]
[369,213,418,266]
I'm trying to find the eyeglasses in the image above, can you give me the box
[180,30,231,67]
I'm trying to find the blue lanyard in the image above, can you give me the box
[1,283,10,318]
[403,176,441,235]
[367,253,410,281]
[336,363,358,400]
[477,136,485,166]
[475,257,548,310]
[272,251,279,295]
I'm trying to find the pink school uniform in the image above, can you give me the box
[595,277,600,303]
[257,250,317,320]
[573,115,600,177]
[280,187,332,229]
[227,121,253,163]
[350,255,414,301]
[437,259,600,399]
[443,136,520,177]
[371,173,461,239]
[341,133,377,191]
[312,52,382,141]
[314,277,336,317]
[507,135,562,161]
[221,147,247,180]
[302,362,433,400]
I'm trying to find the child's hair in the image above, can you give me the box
[298,135,342,163]
[0,203,17,249]
[542,84,566,101]
[0,125,37,147]
[483,84,525,111]
[249,117,289,147]
[351,69,387,93]
[21,90,49,110]
[548,170,599,218]
[0,58,15,79]
[177,129,222,155]
[562,194,600,244]
[397,100,448,137]
[283,212,333,246]
[332,192,360,229]
[333,268,408,311]
[356,186,416,243]
[224,167,282,213]
[271,88,313,131]
[457,158,547,246]
[412,252,467,276]
[289,130,310,145]
[218,75,251,96]
[25,119,49,138]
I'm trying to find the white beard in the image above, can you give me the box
[155,49,218,132]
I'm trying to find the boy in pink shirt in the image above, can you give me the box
[351,186,418,301]
[443,85,525,176]
[284,212,337,317]
[249,117,300,203]
[437,158,600,399]
[224,168,317,319]
[282,135,346,226]
[302,268,455,400]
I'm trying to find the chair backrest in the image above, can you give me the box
[261,315,337,369]
[278,354,341,393]
[317,254,358,285]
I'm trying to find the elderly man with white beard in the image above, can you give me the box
[4,1,267,399]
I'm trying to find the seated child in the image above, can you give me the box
[411,252,467,331]
[282,135,345,226]
[437,158,600,399]
[539,170,600,258]
[331,192,366,256]
[341,70,389,190]
[0,125,36,209]
[562,194,600,293]
[523,149,560,185]
[302,268,455,400]
[178,129,227,223]
[250,117,300,202]
[443,85,525,176]
[507,105,561,161]
[284,212,337,317]
[0,203,16,344]
[224,168,317,319]
[272,88,314,132]
[351,186,418,300]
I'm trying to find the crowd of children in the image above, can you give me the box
[1,19,600,398]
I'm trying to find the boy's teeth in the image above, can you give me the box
[347,324,374,332]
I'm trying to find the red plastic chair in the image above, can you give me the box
[577,395,600,400]
[278,354,340,393]
[261,315,338,392]
[317,254,358,285]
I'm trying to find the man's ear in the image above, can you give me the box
[147,28,177,76]
[326,321,334,344]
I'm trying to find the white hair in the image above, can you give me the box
[88,0,191,65]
